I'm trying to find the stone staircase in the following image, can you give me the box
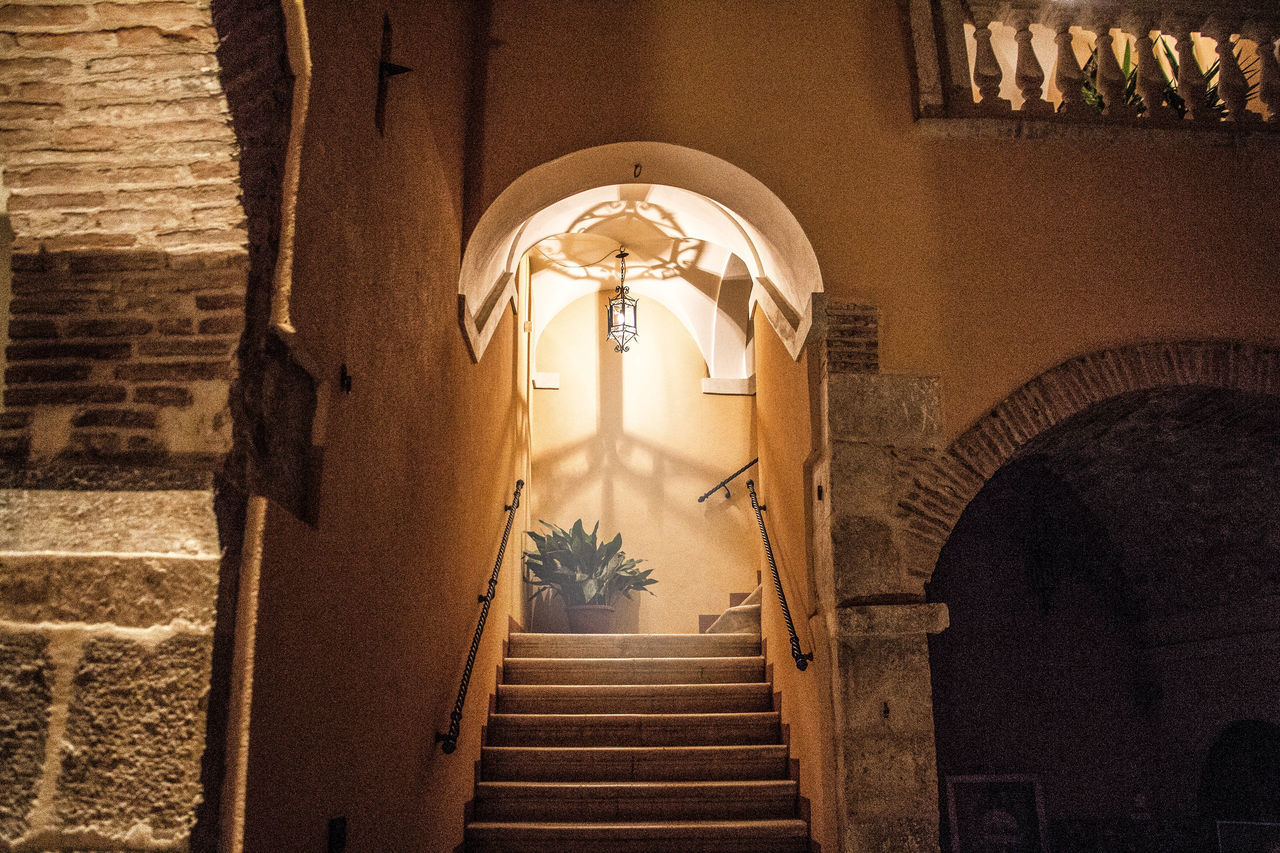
[464,632,811,852]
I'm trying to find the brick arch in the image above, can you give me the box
[899,341,1280,579]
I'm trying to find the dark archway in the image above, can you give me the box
[928,386,1280,852]
[1197,720,1280,846]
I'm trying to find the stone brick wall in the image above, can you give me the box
[0,0,247,467]
[4,251,243,464]
[0,1,254,849]
[0,488,219,850]
[824,302,877,374]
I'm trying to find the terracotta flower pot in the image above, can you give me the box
[564,604,616,634]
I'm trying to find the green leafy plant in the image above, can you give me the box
[523,519,656,607]
[1077,38,1260,119]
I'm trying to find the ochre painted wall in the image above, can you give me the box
[754,310,837,853]
[530,291,757,634]
[477,1,1280,443]
[242,2,520,850]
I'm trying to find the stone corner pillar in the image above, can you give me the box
[819,365,948,852]
[827,372,943,598]
[837,603,949,853]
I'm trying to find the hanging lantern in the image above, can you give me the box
[605,247,638,353]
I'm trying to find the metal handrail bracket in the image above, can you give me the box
[436,479,524,754]
[746,479,814,671]
[698,458,759,503]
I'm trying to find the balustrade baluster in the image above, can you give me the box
[1172,26,1213,121]
[1053,24,1092,117]
[1252,33,1280,123]
[1207,22,1251,122]
[971,14,1012,113]
[1008,12,1051,113]
[928,0,1280,129]
[1094,26,1135,118]
[1134,27,1175,121]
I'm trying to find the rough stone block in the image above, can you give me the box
[832,514,916,601]
[0,554,218,628]
[139,337,234,358]
[0,57,75,81]
[6,341,132,362]
[157,318,195,336]
[0,631,53,844]
[844,817,940,853]
[4,385,128,407]
[65,318,155,338]
[8,318,59,339]
[837,629,941,734]
[5,363,93,385]
[0,412,33,430]
[196,314,241,335]
[839,603,950,638]
[0,435,32,460]
[71,409,157,429]
[193,292,244,311]
[114,361,231,382]
[0,489,219,555]
[828,374,941,448]
[56,633,211,843]
[133,385,194,407]
[842,732,940,818]
[10,295,95,315]
[829,441,895,515]
[97,3,212,31]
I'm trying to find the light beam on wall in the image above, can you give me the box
[606,247,638,353]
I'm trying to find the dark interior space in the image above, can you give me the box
[928,387,1280,853]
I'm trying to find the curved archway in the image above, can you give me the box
[898,341,1280,579]
[925,373,1280,850]
[458,142,824,365]
[1198,720,1280,829]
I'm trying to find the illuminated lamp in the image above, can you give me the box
[605,247,638,353]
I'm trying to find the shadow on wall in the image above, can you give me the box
[529,291,758,634]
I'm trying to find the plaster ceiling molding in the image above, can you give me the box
[529,234,755,390]
[458,142,824,367]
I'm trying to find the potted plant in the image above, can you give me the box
[523,519,656,633]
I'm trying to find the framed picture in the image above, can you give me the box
[1217,821,1280,853]
[946,774,1049,853]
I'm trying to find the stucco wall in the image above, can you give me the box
[530,291,757,634]
[476,1,1280,444]
[239,1,520,851]
[753,310,838,852]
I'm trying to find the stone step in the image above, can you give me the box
[464,819,810,852]
[502,656,765,685]
[495,682,774,714]
[481,744,790,782]
[508,632,760,659]
[485,712,781,746]
[706,585,763,635]
[472,780,799,822]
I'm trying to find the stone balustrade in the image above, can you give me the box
[910,0,1280,128]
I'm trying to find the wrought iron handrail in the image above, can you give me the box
[436,479,524,754]
[697,458,758,502]
[746,479,813,671]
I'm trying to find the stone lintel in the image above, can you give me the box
[0,553,219,627]
[827,374,941,448]
[839,602,949,637]
[0,488,218,555]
